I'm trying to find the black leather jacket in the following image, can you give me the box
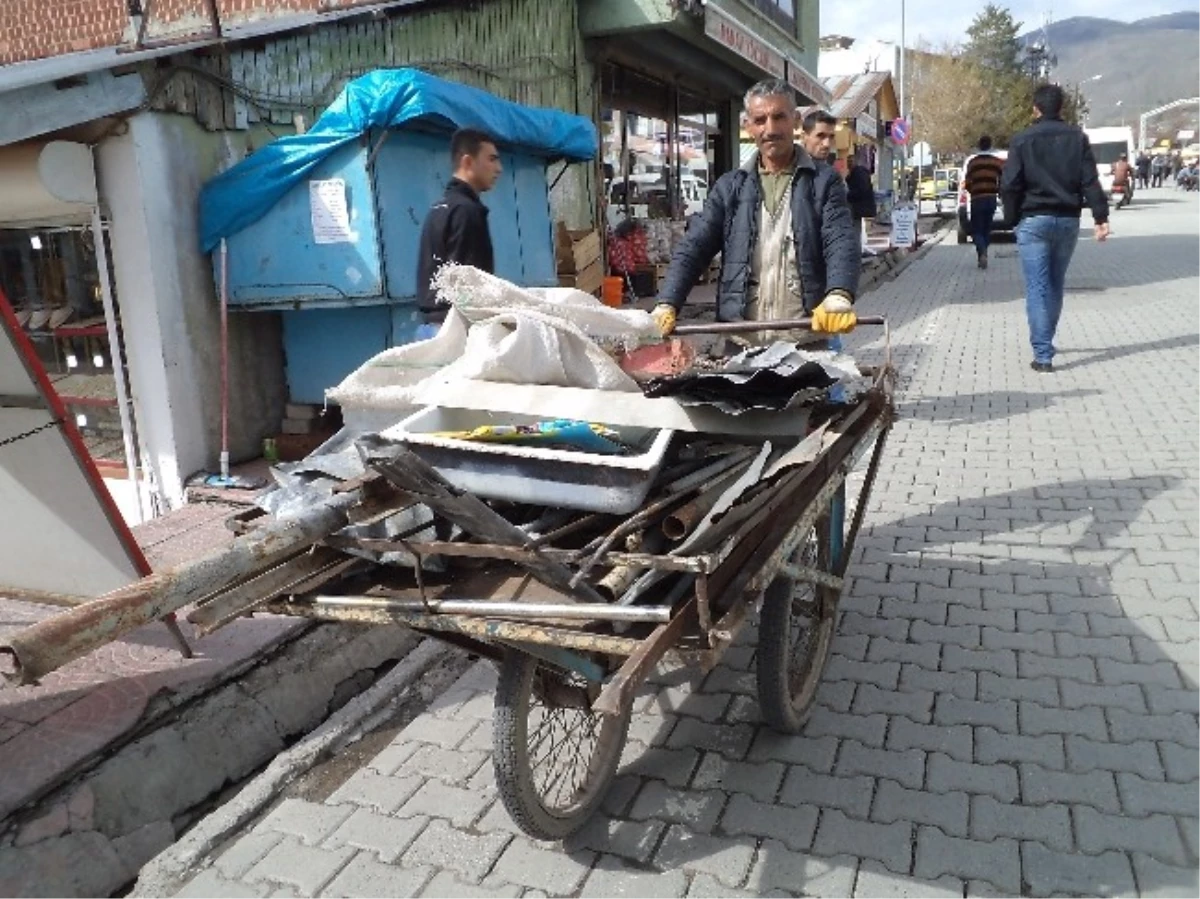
[1000,118,1109,226]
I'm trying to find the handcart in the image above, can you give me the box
[1,319,894,842]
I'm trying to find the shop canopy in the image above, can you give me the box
[199,68,598,252]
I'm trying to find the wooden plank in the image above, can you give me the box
[230,51,249,130]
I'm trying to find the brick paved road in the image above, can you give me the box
[172,190,1199,898]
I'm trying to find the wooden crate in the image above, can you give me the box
[559,257,603,296]
[555,223,601,274]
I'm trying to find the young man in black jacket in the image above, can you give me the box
[651,80,860,341]
[1001,84,1109,373]
[416,128,502,317]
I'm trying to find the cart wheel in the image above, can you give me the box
[756,522,838,734]
[492,649,630,840]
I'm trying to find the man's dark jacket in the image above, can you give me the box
[416,178,494,311]
[658,147,860,320]
[845,164,878,219]
[1000,117,1109,227]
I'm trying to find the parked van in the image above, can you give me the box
[1084,126,1136,195]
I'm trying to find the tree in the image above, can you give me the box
[907,43,993,154]
[964,4,1024,75]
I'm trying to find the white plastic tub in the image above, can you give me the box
[382,406,674,513]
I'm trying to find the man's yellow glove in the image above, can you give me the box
[651,303,677,337]
[811,293,857,334]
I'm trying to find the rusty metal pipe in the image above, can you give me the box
[661,468,744,542]
[0,489,368,686]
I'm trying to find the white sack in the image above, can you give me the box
[327,266,661,414]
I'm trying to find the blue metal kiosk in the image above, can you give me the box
[199,70,597,404]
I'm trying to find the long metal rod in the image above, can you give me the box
[0,487,371,686]
[672,315,885,335]
[310,595,673,624]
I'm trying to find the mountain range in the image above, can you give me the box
[1021,11,1199,133]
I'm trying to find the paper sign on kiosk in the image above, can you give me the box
[309,178,354,244]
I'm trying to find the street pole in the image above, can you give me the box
[899,0,907,199]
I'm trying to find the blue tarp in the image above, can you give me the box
[199,68,598,252]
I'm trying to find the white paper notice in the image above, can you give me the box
[310,179,353,244]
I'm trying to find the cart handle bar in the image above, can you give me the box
[673,315,885,335]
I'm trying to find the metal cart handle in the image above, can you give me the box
[671,315,885,334]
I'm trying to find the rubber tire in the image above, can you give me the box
[492,650,630,840]
[756,526,838,734]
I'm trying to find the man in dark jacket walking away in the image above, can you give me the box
[844,157,877,255]
[416,128,502,318]
[650,79,860,342]
[963,135,1005,269]
[1001,84,1109,373]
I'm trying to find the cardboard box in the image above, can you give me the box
[555,222,602,274]
[559,257,603,296]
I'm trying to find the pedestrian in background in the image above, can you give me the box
[963,135,1005,269]
[416,128,502,321]
[1136,152,1151,190]
[844,156,878,255]
[1151,153,1166,188]
[800,109,837,163]
[1001,84,1109,373]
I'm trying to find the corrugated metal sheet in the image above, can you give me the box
[822,71,891,120]
[144,0,590,133]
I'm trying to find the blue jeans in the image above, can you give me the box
[970,197,997,255]
[1015,215,1080,364]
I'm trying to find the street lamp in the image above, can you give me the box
[1116,100,1125,127]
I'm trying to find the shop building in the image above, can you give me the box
[822,71,900,197]
[0,0,827,518]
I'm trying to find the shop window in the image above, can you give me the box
[0,226,138,475]
[746,0,796,33]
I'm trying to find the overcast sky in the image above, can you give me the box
[821,0,1188,48]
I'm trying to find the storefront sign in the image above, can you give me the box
[890,202,918,248]
[856,113,878,139]
[785,60,830,106]
[705,6,785,79]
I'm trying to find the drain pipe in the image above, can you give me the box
[218,237,230,483]
[89,200,146,524]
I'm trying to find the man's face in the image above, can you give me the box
[745,95,798,166]
[463,142,503,192]
[802,118,836,161]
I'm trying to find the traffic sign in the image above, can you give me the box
[912,141,932,167]
[891,118,910,144]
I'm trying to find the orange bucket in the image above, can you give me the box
[602,276,623,308]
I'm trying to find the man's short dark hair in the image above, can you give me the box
[802,109,838,133]
[978,135,993,151]
[450,128,496,165]
[1032,84,1065,119]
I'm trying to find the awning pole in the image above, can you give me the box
[90,201,145,524]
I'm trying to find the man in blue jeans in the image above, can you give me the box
[1001,84,1110,372]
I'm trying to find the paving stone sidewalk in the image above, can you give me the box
[172,192,1200,898]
